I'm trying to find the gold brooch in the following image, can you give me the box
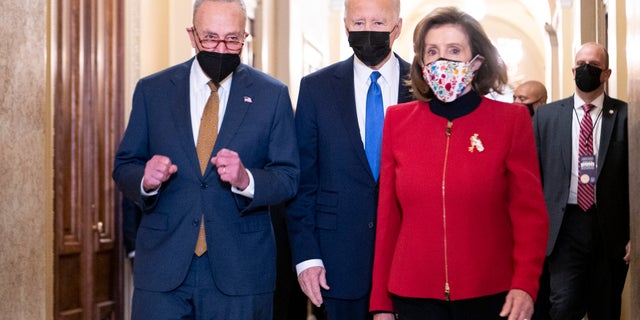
[468,133,484,153]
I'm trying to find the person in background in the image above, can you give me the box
[286,0,412,319]
[369,7,548,320]
[513,80,548,116]
[270,203,309,320]
[112,0,299,318]
[532,42,630,320]
[122,198,141,264]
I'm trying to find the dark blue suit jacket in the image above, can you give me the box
[287,54,412,299]
[533,94,629,258]
[113,59,299,295]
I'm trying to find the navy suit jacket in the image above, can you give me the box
[113,59,299,295]
[287,54,412,299]
[533,94,629,258]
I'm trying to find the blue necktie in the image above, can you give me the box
[365,71,383,181]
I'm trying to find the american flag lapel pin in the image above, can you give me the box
[244,96,253,103]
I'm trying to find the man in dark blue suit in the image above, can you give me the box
[533,42,630,320]
[112,0,299,318]
[286,0,412,319]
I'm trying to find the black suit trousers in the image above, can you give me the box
[545,205,628,320]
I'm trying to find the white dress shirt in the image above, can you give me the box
[353,55,401,144]
[568,93,604,204]
[296,54,401,276]
[141,58,254,197]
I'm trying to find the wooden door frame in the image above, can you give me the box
[52,0,125,318]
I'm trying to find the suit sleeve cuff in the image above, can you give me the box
[295,259,324,276]
[231,169,255,198]
[140,178,159,196]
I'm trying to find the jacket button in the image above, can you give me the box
[192,219,199,227]
[200,183,208,189]
[368,222,374,229]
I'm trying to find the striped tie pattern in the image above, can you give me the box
[577,104,595,211]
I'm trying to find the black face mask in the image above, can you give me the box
[197,51,241,83]
[525,103,535,116]
[574,63,603,92]
[348,31,391,67]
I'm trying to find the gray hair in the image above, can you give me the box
[193,0,247,20]
[344,0,401,19]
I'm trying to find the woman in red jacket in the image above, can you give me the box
[369,7,548,320]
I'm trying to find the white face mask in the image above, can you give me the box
[422,55,484,102]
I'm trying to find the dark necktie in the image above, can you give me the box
[365,71,383,181]
[194,81,219,256]
[577,103,595,211]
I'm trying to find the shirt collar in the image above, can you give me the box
[192,57,233,92]
[353,53,399,86]
[574,92,605,112]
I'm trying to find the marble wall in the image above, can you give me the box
[0,0,53,318]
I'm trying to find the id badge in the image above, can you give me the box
[579,154,597,184]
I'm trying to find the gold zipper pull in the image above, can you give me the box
[445,282,450,301]
[446,121,453,136]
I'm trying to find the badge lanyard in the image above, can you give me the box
[573,106,602,184]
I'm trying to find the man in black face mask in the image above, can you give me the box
[532,42,630,320]
[513,80,548,116]
[113,0,299,319]
[286,1,412,319]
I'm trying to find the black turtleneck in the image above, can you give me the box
[429,90,482,121]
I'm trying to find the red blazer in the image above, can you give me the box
[370,98,548,312]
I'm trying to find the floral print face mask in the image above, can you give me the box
[422,55,484,103]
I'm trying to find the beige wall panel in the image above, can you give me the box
[0,0,53,319]
[626,0,640,318]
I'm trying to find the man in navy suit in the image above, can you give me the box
[286,0,412,319]
[112,0,299,318]
[533,42,630,320]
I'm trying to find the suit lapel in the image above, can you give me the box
[169,59,202,175]
[213,64,252,158]
[332,58,373,176]
[597,95,616,177]
[559,97,574,176]
[333,55,413,180]
[396,54,413,103]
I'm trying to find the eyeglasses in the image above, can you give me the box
[192,26,246,51]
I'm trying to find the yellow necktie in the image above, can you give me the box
[194,81,219,256]
[196,81,220,175]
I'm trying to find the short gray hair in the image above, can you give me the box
[344,0,401,19]
[193,0,247,21]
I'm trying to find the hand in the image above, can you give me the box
[143,155,178,191]
[499,289,534,320]
[624,241,630,264]
[297,266,330,307]
[373,313,396,320]
[211,148,249,190]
